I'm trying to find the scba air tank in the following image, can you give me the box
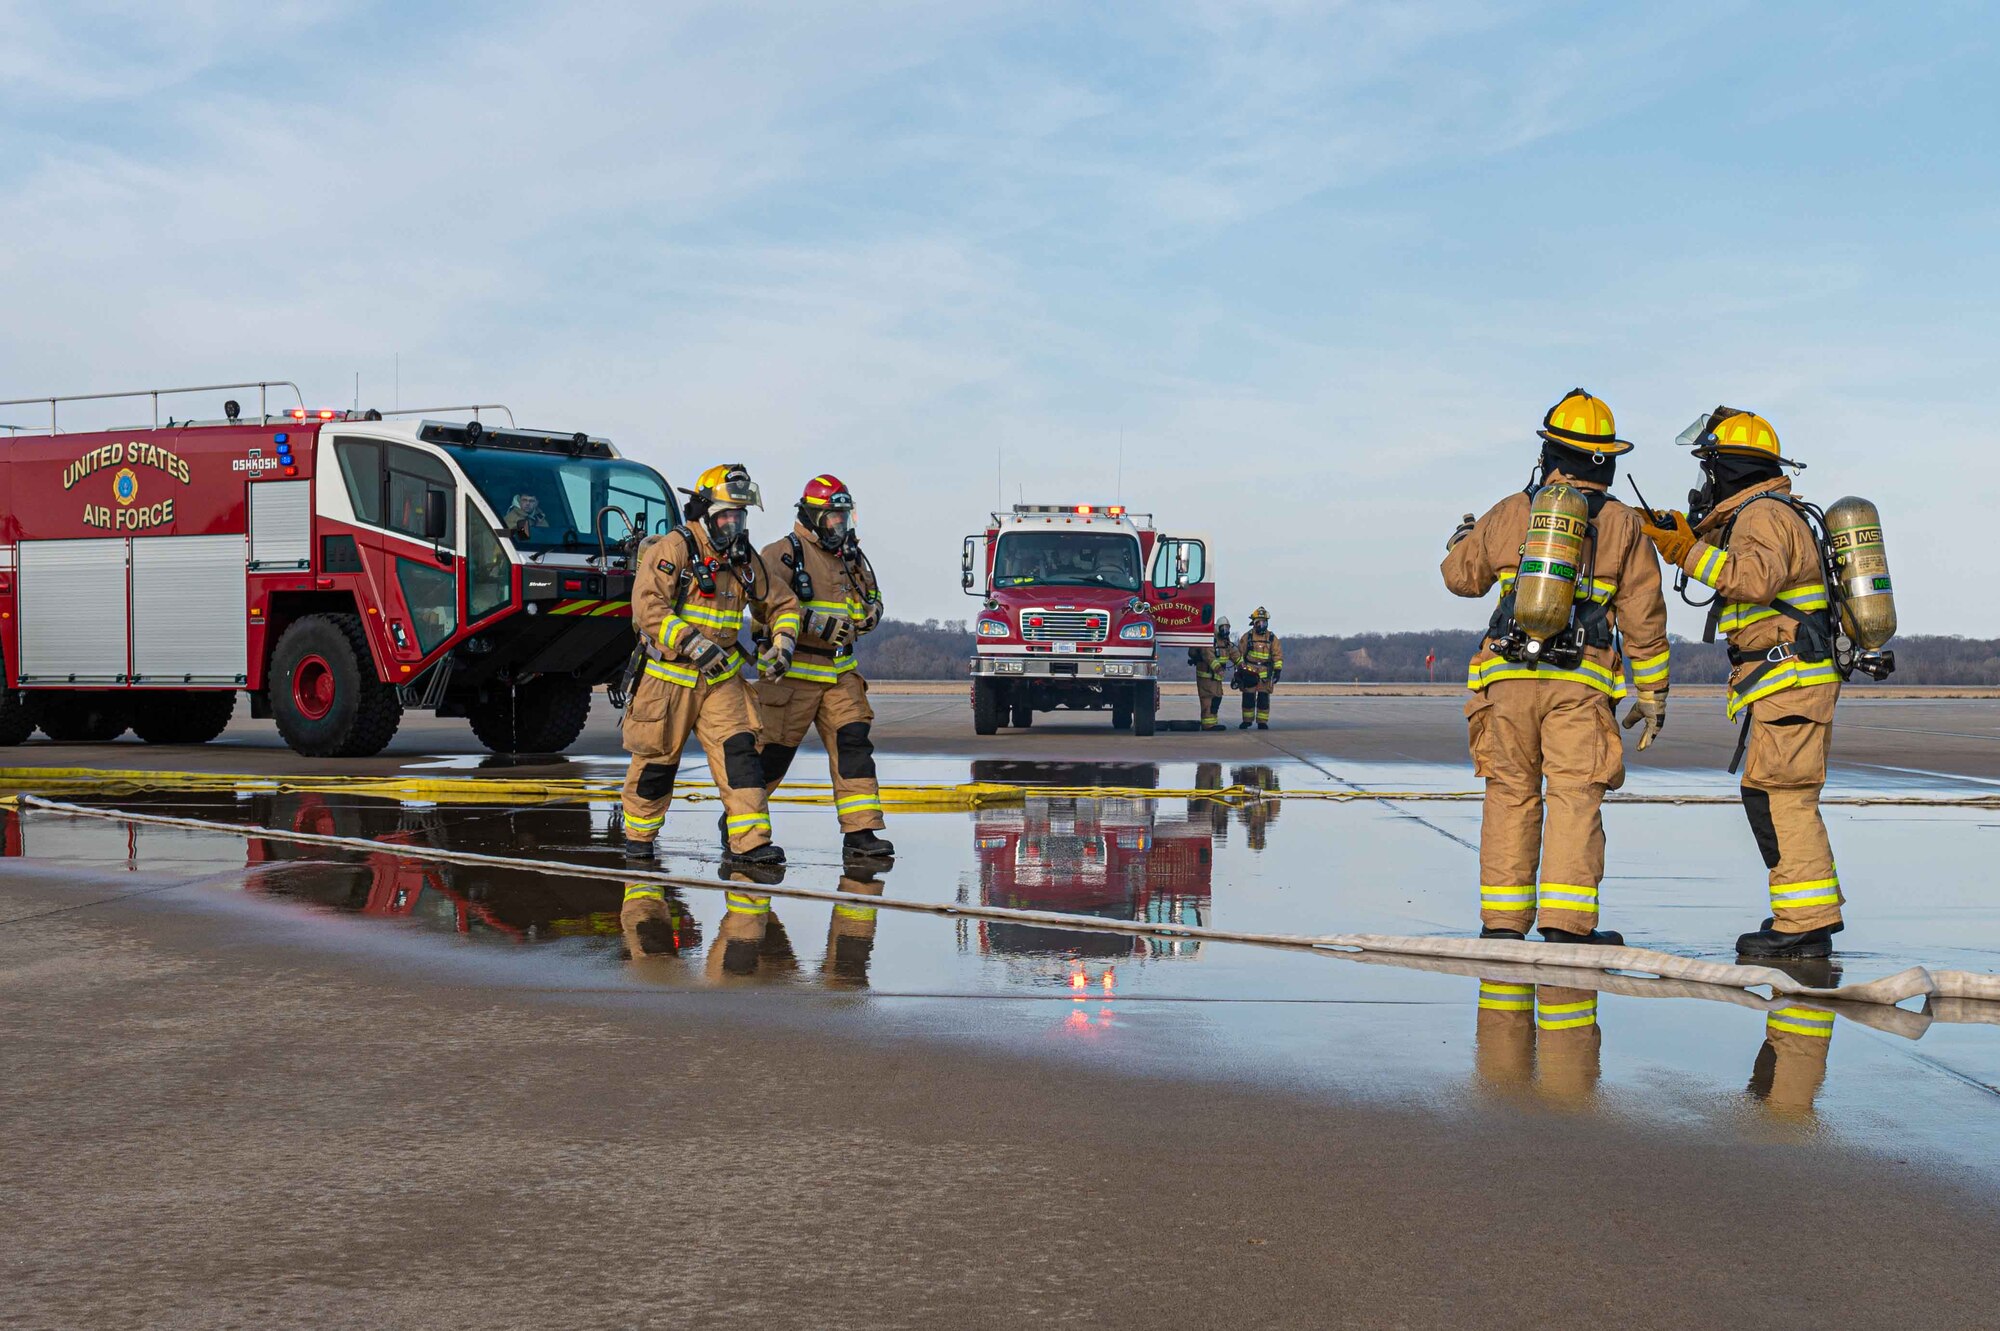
[1514,483,1590,644]
[1825,496,1896,650]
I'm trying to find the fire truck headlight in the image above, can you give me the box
[995,660,1025,674]
[1103,662,1134,677]
[1118,621,1154,641]
[977,615,1010,638]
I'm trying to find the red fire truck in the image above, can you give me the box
[961,504,1214,736]
[0,381,677,757]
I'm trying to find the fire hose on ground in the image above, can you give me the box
[13,797,2000,1032]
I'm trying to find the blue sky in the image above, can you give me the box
[3,1,1995,636]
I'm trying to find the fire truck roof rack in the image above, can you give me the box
[415,419,614,458]
[0,380,308,435]
[376,404,518,427]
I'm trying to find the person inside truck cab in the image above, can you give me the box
[1092,544,1136,585]
[504,494,548,539]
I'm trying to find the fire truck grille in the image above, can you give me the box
[1020,609,1109,642]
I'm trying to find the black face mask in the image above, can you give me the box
[1688,454,1783,523]
[1540,441,1617,490]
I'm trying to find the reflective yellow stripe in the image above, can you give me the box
[1480,885,1535,909]
[1480,975,1536,1007]
[1691,544,1730,584]
[1537,996,1598,1031]
[680,602,743,631]
[835,794,882,813]
[1537,883,1600,914]
[724,891,771,914]
[725,812,771,831]
[1720,584,1827,634]
[1629,650,1671,687]
[783,657,853,683]
[1768,1007,1834,1039]
[1770,877,1841,910]
[660,616,695,649]
[833,904,878,922]
[623,885,666,901]
[1468,655,1628,701]
[623,811,665,830]
[772,611,801,636]
[645,660,700,686]
[1584,577,1618,605]
[1726,659,1841,719]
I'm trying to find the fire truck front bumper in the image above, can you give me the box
[970,655,1157,681]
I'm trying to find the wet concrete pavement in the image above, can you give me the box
[6,705,2000,1326]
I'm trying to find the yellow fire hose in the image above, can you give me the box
[16,796,2000,1023]
[2,766,1997,811]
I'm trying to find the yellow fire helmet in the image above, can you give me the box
[1536,388,1632,457]
[1676,406,1803,468]
[1250,606,1269,624]
[683,463,763,513]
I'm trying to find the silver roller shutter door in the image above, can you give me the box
[18,539,130,684]
[130,535,248,685]
[249,480,312,571]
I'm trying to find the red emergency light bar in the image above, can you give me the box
[289,408,340,421]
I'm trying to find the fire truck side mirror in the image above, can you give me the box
[424,490,450,543]
[961,537,976,592]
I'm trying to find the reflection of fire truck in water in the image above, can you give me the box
[968,762,1214,979]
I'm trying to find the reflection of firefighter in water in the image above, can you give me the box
[702,865,797,983]
[620,885,702,960]
[823,867,887,989]
[1229,764,1283,852]
[1473,979,1602,1109]
[1189,762,1232,840]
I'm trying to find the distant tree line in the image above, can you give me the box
[854,620,2000,686]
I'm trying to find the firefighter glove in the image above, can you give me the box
[1447,513,1476,552]
[1270,668,1282,684]
[805,608,855,649]
[686,637,735,683]
[1621,689,1667,751]
[1640,509,1697,566]
[858,596,883,633]
[759,635,796,682]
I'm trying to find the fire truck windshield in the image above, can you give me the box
[993,531,1141,591]
[442,446,677,550]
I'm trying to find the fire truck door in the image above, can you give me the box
[131,535,249,685]
[17,539,130,684]
[1146,536,1216,647]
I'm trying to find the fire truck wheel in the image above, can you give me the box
[1010,698,1033,728]
[30,692,131,743]
[1111,697,1132,731]
[0,690,33,746]
[270,614,404,758]
[130,691,237,745]
[1131,682,1157,737]
[972,679,1002,735]
[465,677,593,754]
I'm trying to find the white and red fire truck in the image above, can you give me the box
[0,380,677,757]
[961,504,1214,735]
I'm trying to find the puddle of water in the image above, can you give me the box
[7,755,2000,1185]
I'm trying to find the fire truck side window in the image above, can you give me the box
[334,439,384,526]
[384,445,456,544]
[466,500,511,622]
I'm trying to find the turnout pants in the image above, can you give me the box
[1473,981,1602,1108]
[1197,681,1226,729]
[754,671,885,833]
[1739,691,1843,933]
[1240,689,1272,724]
[620,672,773,853]
[823,872,886,987]
[1466,679,1625,935]
[1749,1002,1834,1119]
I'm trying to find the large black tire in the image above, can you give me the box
[31,692,131,742]
[0,689,34,746]
[972,678,1001,735]
[466,677,593,754]
[1132,682,1157,737]
[1111,698,1132,731]
[1010,698,1033,729]
[130,691,237,745]
[269,613,404,758]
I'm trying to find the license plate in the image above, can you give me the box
[1054,640,1076,654]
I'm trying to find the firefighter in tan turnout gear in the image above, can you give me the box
[1235,609,1282,729]
[1189,617,1236,731]
[620,464,801,866]
[1639,408,1895,959]
[1443,389,1671,946]
[754,475,894,860]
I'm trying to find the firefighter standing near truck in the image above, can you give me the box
[1189,617,1236,731]
[1442,389,1671,946]
[620,464,800,866]
[753,475,895,860]
[1235,609,1283,729]
[1637,408,1890,960]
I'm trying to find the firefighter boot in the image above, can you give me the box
[1737,922,1841,959]
[1539,927,1626,946]
[1238,719,1252,729]
[623,838,657,861]
[1479,926,1527,941]
[726,841,787,868]
[843,829,895,860]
